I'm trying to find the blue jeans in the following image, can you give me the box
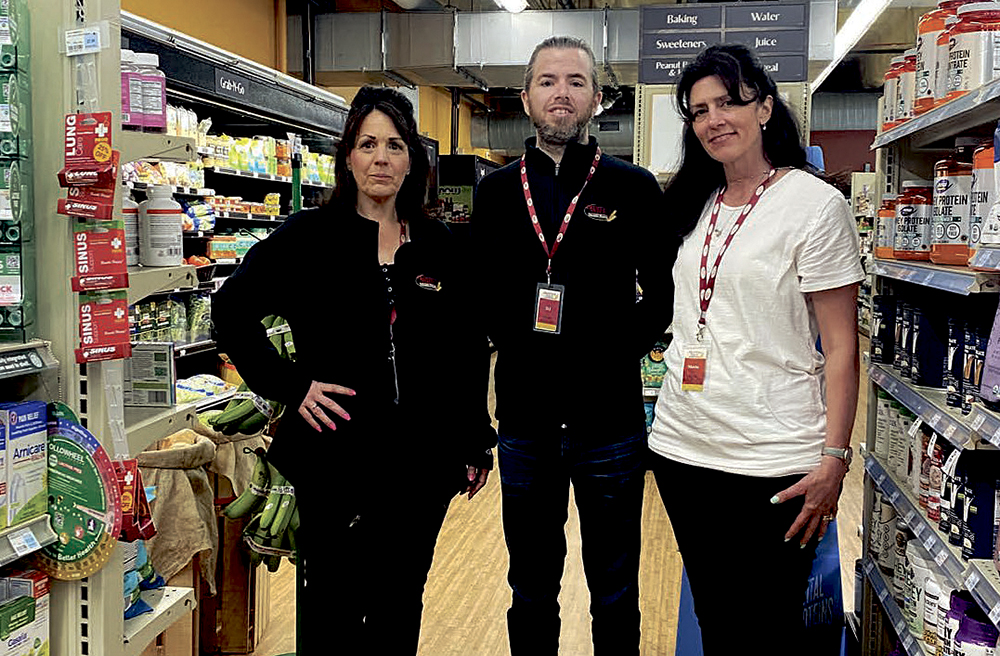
[498,425,646,655]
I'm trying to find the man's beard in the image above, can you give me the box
[530,106,592,148]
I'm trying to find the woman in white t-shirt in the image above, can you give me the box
[649,44,864,655]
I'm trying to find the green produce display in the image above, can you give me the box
[223,448,297,572]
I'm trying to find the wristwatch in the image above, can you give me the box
[822,446,853,469]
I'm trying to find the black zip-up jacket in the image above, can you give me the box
[213,202,496,508]
[472,137,675,436]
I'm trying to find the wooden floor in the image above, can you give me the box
[251,347,871,655]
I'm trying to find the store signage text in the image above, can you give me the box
[216,69,251,100]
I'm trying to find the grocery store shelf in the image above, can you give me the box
[125,404,198,456]
[120,132,197,164]
[969,248,1000,272]
[122,586,196,656]
[205,166,333,190]
[865,455,968,587]
[0,340,59,380]
[175,340,216,358]
[214,211,287,223]
[128,181,214,198]
[0,514,57,569]
[302,179,333,189]
[964,560,1000,628]
[127,265,198,305]
[872,76,1000,150]
[868,363,974,449]
[870,259,1000,295]
[862,558,927,656]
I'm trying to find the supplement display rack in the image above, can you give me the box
[864,70,1000,654]
[30,1,348,655]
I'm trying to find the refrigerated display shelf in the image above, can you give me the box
[863,557,928,656]
[870,259,1000,295]
[205,166,333,189]
[122,586,196,656]
[868,364,974,450]
[871,76,1000,150]
[213,211,286,223]
[128,181,214,198]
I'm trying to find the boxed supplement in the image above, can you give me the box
[0,401,45,527]
[871,295,896,365]
[124,342,176,407]
[946,313,966,407]
[954,450,1000,560]
[911,305,946,387]
[76,290,131,363]
[0,568,48,656]
[70,219,128,292]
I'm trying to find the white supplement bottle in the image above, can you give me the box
[138,185,183,266]
[123,186,139,266]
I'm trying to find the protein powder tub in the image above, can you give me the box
[942,590,978,654]
[955,613,1000,654]
[898,49,918,124]
[938,15,963,104]
[138,185,183,266]
[883,57,906,131]
[924,574,942,647]
[876,195,898,259]
[905,540,933,635]
[947,3,1000,102]
[932,138,978,264]
[895,180,934,260]
[971,143,995,261]
[918,0,979,113]
[875,493,897,576]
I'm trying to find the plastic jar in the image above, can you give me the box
[918,0,978,113]
[883,57,906,131]
[932,137,978,264]
[895,180,934,259]
[134,52,166,133]
[875,194,898,258]
[898,49,918,124]
[924,575,942,646]
[123,186,139,266]
[891,519,911,602]
[121,49,144,131]
[970,143,995,261]
[938,16,963,105]
[138,185,183,266]
[955,613,1000,654]
[942,590,978,655]
[905,540,933,635]
[947,3,1000,102]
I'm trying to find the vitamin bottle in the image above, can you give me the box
[134,52,167,133]
[120,49,143,131]
[970,142,994,262]
[947,3,1000,102]
[883,57,906,131]
[917,0,978,113]
[875,194,898,259]
[895,181,934,260]
[123,185,139,267]
[898,49,918,124]
[138,185,183,266]
[932,137,978,264]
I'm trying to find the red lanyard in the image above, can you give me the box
[697,169,776,339]
[520,147,602,283]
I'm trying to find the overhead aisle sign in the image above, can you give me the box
[639,2,809,84]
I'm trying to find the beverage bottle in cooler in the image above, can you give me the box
[134,52,166,133]
[138,185,182,266]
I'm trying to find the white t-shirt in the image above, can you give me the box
[648,169,866,477]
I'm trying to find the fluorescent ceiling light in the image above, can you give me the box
[811,0,894,93]
[493,0,528,13]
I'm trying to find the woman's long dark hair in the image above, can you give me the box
[666,44,809,239]
[334,86,429,219]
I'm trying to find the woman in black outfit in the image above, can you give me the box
[212,87,496,654]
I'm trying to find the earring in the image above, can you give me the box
[761,123,767,131]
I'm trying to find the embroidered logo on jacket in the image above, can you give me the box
[584,204,617,222]
[415,274,442,291]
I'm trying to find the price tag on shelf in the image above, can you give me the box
[878,585,889,602]
[904,509,916,524]
[928,433,939,457]
[909,418,924,438]
[923,535,936,552]
[966,571,982,591]
[935,549,948,567]
[64,26,103,57]
[894,620,907,634]
[8,527,40,558]
[922,271,935,285]
[943,424,957,441]
[914,522,926,537]
[931,413,943,429]
[876,471,887,486]
[889,489,900,503]
[889,382,899,394]
[972,413,987,432]
[990,604,1000,626]
[992,425,1000,445]
[903,633,915,650]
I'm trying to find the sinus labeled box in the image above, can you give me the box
[0,401,45,527]
[0,568,48,656]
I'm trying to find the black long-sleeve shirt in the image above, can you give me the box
[472,137,676,436]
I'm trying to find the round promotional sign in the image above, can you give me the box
[33,420,122,580]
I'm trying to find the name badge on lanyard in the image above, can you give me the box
[686,169,776,391]
[520,148,602,335]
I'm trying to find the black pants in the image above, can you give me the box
[498,426,646,655]
[297,466,463,655]
[650,454,819,656]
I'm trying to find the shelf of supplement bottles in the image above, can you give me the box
[862,557,928,656]
[872,76,1000,150]
[870,258,1000,295]
[865,453,1000,630]
[204,166,333,189]
[870,362,1000,450]
[127,181,215,198]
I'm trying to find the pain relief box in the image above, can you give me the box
[0,569,49,656]
[0,402,45,528]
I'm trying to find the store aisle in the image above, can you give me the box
[253,345,868,654]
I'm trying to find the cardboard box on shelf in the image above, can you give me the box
[0,568,49,656]
[0,401,45,527]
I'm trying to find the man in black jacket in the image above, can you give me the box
[472,36,673,655]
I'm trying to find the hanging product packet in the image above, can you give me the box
[113,458,155,542]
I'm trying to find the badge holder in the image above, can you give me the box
[534,283,565,334]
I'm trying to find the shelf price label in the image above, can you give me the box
[878,585,889,602]
[923,535,936,552]
[888,489,900,503]
[943,424,957,441]
[972,413,987,432]
[931,413,943,429]
[966,571,982,591]
[8,527,40,558]
[935,549,948,567]
[904,509,916,525]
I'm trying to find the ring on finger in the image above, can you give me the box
[821,514,835,522]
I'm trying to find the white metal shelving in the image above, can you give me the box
[122,586,196,656]
[869,259,1000,295]
[863,558,928,656]
[0,515,58,568]
[126,265,198,305]
[120,132,197,164]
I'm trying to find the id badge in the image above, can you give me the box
[534,283,565,334]
[681,344,709,392]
